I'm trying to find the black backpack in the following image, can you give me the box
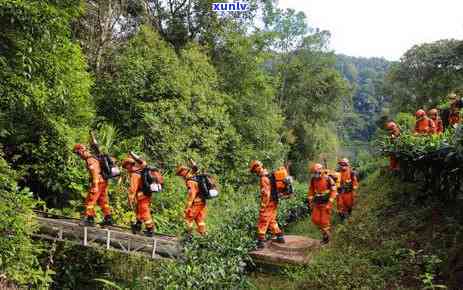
[98,154,120,180]
[141,167,163,196]
[191,174,219,200]
[269,174,280,203]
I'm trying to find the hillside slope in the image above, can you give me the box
[252,164,463,289]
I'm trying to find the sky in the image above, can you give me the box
[278,0,463,61]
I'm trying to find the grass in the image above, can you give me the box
[249,167,462,289]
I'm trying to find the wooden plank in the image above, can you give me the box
[32,233,166,260]
[35,216,181,259]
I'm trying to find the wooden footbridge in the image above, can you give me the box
[32,212,181,260]
[33,211,319,266]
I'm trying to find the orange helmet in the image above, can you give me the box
[338,158,349,166]
[121,157,135,169]
[249,160,263,172]
[176,165,190,177]
[386,122,397,130]
[310,163,323,173]
[73,143,86,153]
[415,109,426,118]
[428,108,438,116]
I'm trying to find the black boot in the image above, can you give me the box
[339,213,346,222]
[321,234,330,245]
[144,227,154,237]
[348,208,352,216]
[131,221,142,234]
[256,239,265,249]
[100,215,114,226]
[274,234,285,244]
[83,216,95,226]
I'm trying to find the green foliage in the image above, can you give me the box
[270,168,457,289]
[0,154,51,287]
[385,39,463,112]
[95,26,246,180]
[378,131,453,158]
[268,21,349,177]
[288,124,341,180]
[0,1,363,288]
[213,30,287,175]
[394,112,416,132]
[335,55,392,142]
[0,0,94,206]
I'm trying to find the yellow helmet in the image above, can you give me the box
[121,157,135,169]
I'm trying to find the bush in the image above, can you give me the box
[0,154,52,287]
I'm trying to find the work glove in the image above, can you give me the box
[184,207,192,217]
[325,202,333,210]
[307,198,313,210]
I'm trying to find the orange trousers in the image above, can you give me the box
[185,202,207,234]
[136,192,154,229]
[311,203,332,237]
[84,181,111,217]
[257,200,282,239]
[337,191,354,214]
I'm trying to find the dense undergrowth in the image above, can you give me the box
[251,162,463,289]
[0,154,51,288]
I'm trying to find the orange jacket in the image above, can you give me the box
[185,179,203,209]
[85,156,104,185]
[339,167,358,190]
[128,173,142,200]
[259,170,272,208]
[449,111,460,126]
[127,160,147,200]
[432,117,443,133]
[414,117,436,134]
[308,175,337,202]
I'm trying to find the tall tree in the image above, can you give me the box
[0,1,93,206]
[73,0,144,74]
[386,39,463,112]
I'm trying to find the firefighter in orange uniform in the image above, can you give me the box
[176,165,207,236]
[386,121,401,171]
[249,160,284,249]
[73,144,113,226]
[308,163,337,244]
[122,156,155,237]
[336,158,359,221]
[428,108,443,134]
[414,109,436,135]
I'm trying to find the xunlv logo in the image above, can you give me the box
[212,2,249,12]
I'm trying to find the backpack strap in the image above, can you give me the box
[266,173,279,203]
